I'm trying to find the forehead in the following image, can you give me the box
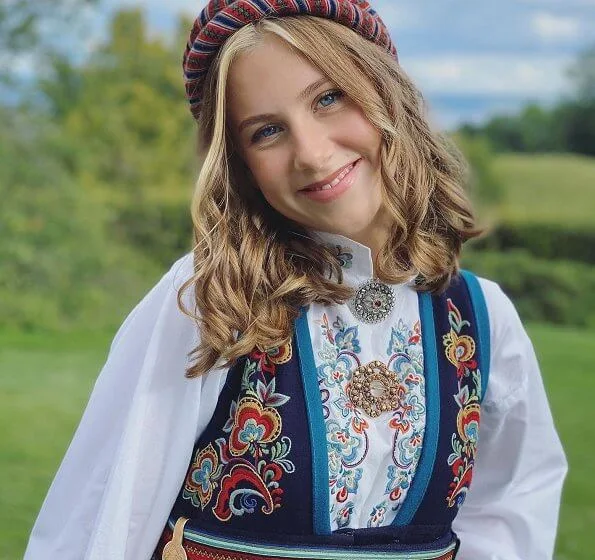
[226,36,327,121]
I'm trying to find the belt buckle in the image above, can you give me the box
[162,517,189,560]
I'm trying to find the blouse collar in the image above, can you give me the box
[310,230,375,287]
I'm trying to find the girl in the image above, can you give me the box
[25,2,567,559]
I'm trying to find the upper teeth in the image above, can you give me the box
[308,163,354,191]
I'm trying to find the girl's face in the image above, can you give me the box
[227,35,386,240]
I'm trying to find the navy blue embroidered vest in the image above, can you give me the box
[156,271,490,558]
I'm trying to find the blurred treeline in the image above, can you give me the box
[2,5,197,331]
[1,3,594,332]
[456,44,595,329]
[460,46,595,157]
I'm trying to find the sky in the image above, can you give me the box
[61,0,595,128]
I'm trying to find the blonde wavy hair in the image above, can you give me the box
[178,15,480,378]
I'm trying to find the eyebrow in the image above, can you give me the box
[237,77,332,134]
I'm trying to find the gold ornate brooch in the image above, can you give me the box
[347,360,402,418]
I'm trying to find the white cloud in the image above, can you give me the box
[105,0,199,16]
[373,1,423,30]
[531,12,582,42]
[107,0,421,29]
[521,0,595,5]
[0,52,36,78]
[404,54,573,98]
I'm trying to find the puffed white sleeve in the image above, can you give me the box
[24,253,229,560]
[452,279,568,560]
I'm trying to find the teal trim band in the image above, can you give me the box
[393,292,440,526]
[460,270,491,402]
[295,308,332,535]
[174,518,458,559]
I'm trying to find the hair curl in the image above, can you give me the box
[178,16,481,377]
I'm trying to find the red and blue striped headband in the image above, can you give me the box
[183,0,398,119]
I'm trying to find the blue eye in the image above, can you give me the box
[318,90,344,108]
[252,125,281,143]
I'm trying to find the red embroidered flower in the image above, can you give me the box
[444,331,477,379]
[184,443,223,509]
[457,402,480,448]
[229,397,282,457]
[251,340,293,374]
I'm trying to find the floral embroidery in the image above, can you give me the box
[183,443,223,509]
[368,501,388,528]
[443,299,481,508]
[329,244,354,269]
[183,340,295,521]
[315,312,425,528]
[336,501,355,528]
[228,397,282,457]
[443,301,477,380]
[386,465,407,502]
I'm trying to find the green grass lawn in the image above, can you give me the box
[0,325,592,559]
[494,153,595,227]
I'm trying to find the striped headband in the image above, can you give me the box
[183,0,397,120]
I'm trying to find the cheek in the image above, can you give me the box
[243,152,288,197]
[342,111,382,162]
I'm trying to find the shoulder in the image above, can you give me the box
[475,275,524,347]
[155,251,195,295]
[140,251,195,309]
[473,275,534,410]
[110,252,196,352]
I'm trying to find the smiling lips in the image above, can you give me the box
[300,159,360,192]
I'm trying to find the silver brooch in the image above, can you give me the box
[349,278,395,324]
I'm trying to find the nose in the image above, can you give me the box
[291,116,333,173]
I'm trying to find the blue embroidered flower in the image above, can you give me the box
[192,460,214,493]
[334,325,361,353]
[336,501,355,528]
[327,422,362,464]
[342,468,362,493]
[328,448,342,477]
[334,468,363,503]
[317,354,352,387]
[368,502,388,528]
[332,245,353,269]
[238,419,266,446]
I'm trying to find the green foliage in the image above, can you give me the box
[453,133,505,210]
[474,222,595,265]
[567,44,595,103]
[114,199,193,269]
[493,153,595,227]
[39,8,197,198]
[555,100,595,157]
[458,43,595,156]
[36,8,198,263]
[1,7,200,332]
[460,103,564,154]
[0,108,162,331]
[463,250,595,328]
[0,0,95,54]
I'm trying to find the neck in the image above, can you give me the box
[344,220,391,276]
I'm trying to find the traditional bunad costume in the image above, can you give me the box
[24,2,567,559]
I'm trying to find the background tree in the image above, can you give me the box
[457,42,595,156]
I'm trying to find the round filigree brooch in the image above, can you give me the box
[349,278,395,324]
[348,360,402,418]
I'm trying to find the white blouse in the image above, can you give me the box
[24,233,567,560]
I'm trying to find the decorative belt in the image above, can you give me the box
[155,518,459,560]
